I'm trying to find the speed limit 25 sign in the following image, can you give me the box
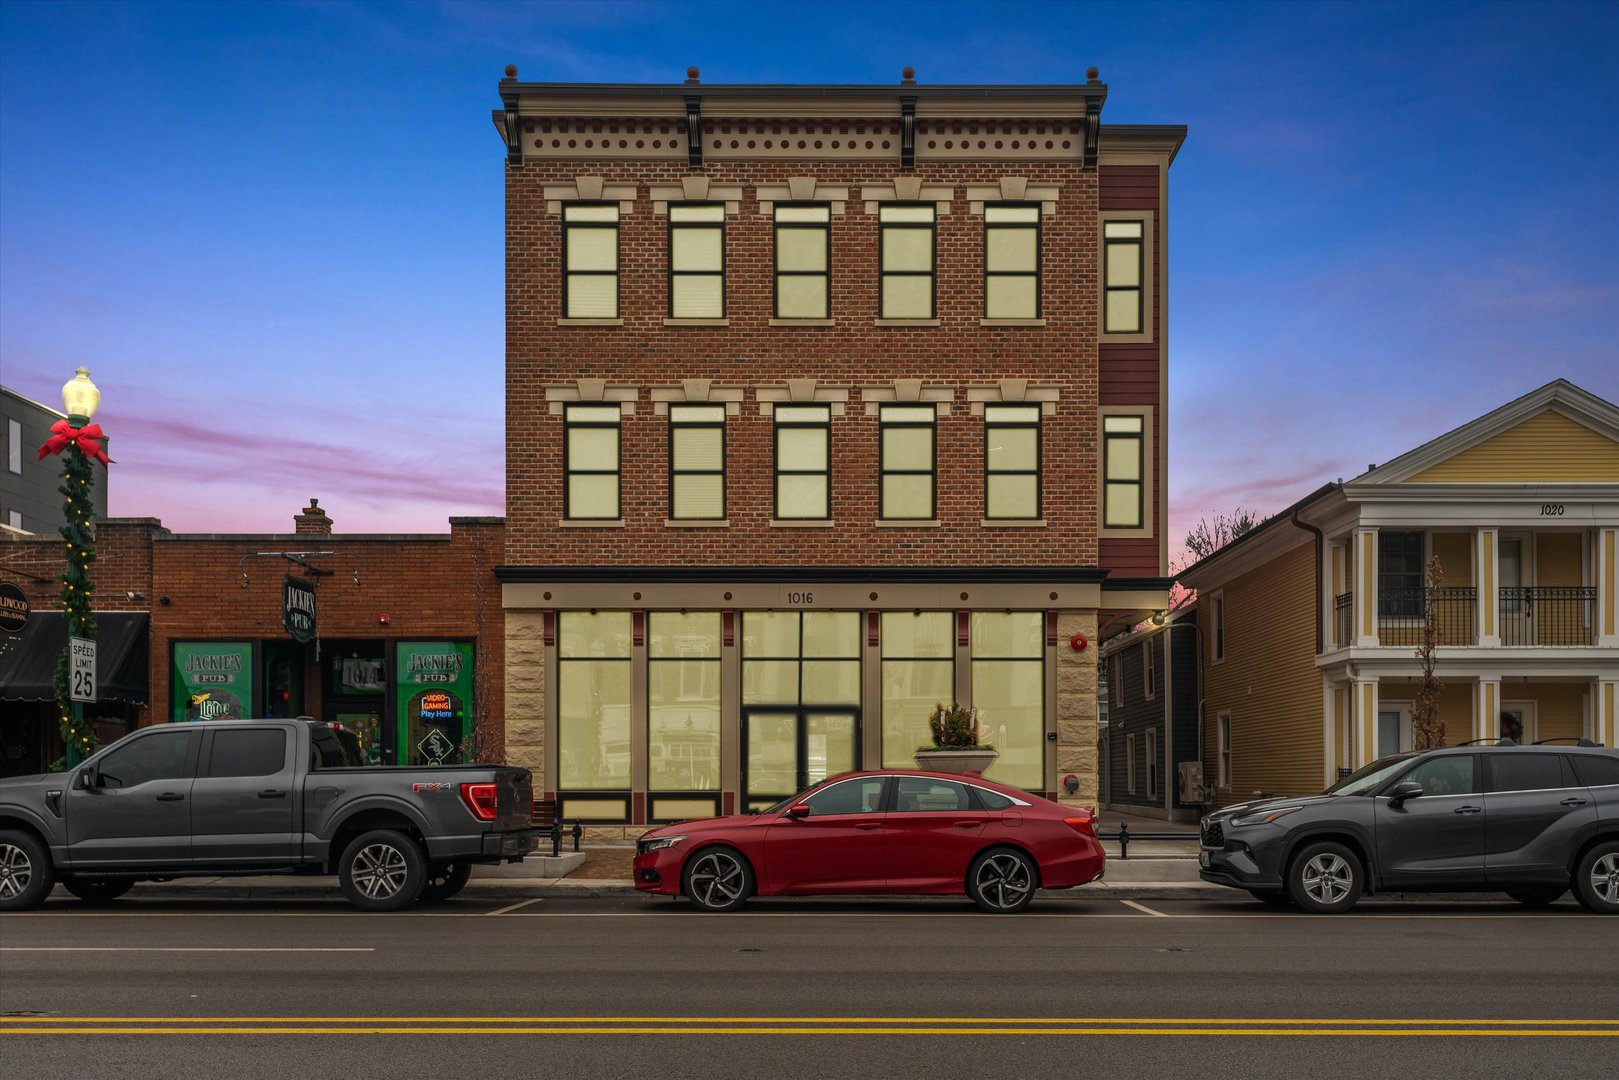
[70,635,97,704]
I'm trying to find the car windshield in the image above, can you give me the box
[1324,754,1419,796]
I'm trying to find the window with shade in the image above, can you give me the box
[563,404,621,520]
[774,404,831,520]
[1102,413,1145,529]
[1102,219,1144,334]
[984,204,1040,319]
[984,404,1041,520]
[557,611,632,793]
[879,204,935,319]
[647,612,721,793]
[774,205,830,319]
[972,611,1045,790]
[879,405,935,520]
[668,204,725,318]
[668,404,726,520]
[562,204,619,319]
[881,611,955,768]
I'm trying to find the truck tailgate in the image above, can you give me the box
[494,768,533,832]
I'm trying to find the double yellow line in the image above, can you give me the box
[3,1016,1616,1037]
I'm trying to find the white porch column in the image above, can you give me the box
[1349,678,1379,768]
[1596,528,1618,648]
[1476,527,1500,648]
[1596,679,1618,749]
[1322,676,1337,788]
[1474,677,1502,744]
[1353,528,1379,648]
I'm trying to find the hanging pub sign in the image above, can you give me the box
[0,582,29,634]
[283,575,317,644]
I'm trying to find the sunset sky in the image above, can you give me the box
[2,1,1615,562]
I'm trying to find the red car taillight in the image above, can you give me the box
[1063,815,1097,837]
[461,782,499,821]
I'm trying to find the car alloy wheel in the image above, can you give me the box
[338,829,426,912]
[684,848,752,912]
[0,829,55,912]
[1287,841,1362,914]
[1301,854,1353,905]
[968,849,1037,913]
[353,844,409,899]
[0,842,34,901]
[1573,842,1619,914]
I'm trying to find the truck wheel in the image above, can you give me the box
[1287,841,1363,914]
[0,829,55,912]
[61,877,135,904]
[419,862,473,902]
[338,829,426,912]
[1572,841,1619,915]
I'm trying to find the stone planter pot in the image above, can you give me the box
[914,748,999,776]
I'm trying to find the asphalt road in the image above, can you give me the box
[2,893,1615,1079]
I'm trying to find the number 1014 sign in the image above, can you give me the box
[70,635,96,704]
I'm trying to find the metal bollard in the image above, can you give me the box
[550,818,562,858]
[571,820,583,853]
[1118,820,1130,860]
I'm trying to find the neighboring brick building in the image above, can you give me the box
[493,66,1185,827]
[0,502,505,777]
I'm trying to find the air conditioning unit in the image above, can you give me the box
[1178,761,1205,805]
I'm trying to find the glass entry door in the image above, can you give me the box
[742,708,859,813]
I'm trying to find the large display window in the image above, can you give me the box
[971,612,1046,790]
[880,611,955,768]
[395,641,474,766]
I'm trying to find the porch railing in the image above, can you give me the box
[1498,587,1596,647]
[1333,592,1353,647]
[1376,587,1477,647]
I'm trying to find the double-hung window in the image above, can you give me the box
[668,404,726,520]
[1102,220,1144,334]
[669,204,725,318]
[1379,531,1425,619]
[562,204,619,319]
[563,404,621,520]
[879,405,935,520]
[879,205,935,319]
[1102,414,1146,529]
[984,404,1041,520]
[774,404,831,519]
[774,205,830,319]
[984,204,1040,318]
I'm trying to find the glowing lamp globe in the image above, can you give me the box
[61,367,100,422]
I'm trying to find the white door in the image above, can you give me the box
[1498,536,1531,646]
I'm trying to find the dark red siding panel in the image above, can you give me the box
[1098,344,1160,404]
[1100,538,1160,576]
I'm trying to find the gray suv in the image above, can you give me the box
[1199,744,1619,914]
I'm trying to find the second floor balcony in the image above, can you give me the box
[1334,586,1600,648]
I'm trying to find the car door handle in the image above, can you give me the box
[1560,797,1588,807]
[853,821,882,830]
[259,789,287,799]
[156,793,185,802]
[1453,805,1482,815]
[954,821,981,829]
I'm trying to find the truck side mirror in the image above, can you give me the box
[75,765,98,790]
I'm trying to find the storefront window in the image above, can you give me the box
[971,612,1045,789]
[881,611,955,768]
[396,641,474,766]
[171,642,253,722]
[743,611,859,705]
[648,612,720,791]
[558,612,632,790]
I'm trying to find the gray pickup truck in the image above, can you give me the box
[0,717,537,911]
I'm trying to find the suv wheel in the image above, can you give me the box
[1573,841,1619,915]
[61,877,136,904]
[338,829,426,912]
[0,830,55,912]
[1287,841,1363,914]
[1505,887,1566,908]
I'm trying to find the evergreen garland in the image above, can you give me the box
[54,441,99,762]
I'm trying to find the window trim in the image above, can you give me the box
[1146,727,1158,799]
[1099,406,1153,538]
[667,404,727,521]
[667,202,726,320]
[773,203,832,321]
[1126,732,1137,794]
[1143,638,1156,702]
[1210,592,1226,665]
[773,403,832,521]
[878,404,937,521]
[561,202,621,321]
[562,402,622,521]
[983,202,1042,320]
[1098,210,1154,343]
[878,202,936,320]
[1217,712,1231,790]
[983,404,1042,521]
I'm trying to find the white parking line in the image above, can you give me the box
[1119,900,1168,917]
[486,898,544,916]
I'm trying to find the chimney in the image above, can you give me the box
[294,498,333,535]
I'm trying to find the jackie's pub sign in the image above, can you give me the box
[282,575,317,644]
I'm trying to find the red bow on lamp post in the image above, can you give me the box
[38,419,112,467]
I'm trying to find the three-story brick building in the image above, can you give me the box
[493,65,1185,827]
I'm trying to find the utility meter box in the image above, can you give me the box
[1177,761,1205,804]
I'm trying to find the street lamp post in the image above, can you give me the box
[38,368,110,767]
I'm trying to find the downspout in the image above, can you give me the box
[1291,508,1326,656]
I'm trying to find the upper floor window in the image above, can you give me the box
[1380,531,1425,618]
[774,404,831,519]
[668,404,726,520]
[564,404,621,520]
[7,419,21,474]
[669,204,725,319]
[1102,414,1145,529]
[1211,594,1226,663]
[984,404,1041,520]
[879,405,935,520]
[1143,638,1157,701]
[1102,219,1144,334]
[774,205,830,319]
[563,204,619,319]
[984,204,1040,319]
[879,204,935,319]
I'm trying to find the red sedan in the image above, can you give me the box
[633,771,1105,913]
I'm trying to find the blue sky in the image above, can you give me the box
[2,1,1615,556]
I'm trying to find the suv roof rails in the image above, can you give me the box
[1533,737,1601,747]
[1454,737,1521,747]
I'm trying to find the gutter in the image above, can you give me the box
[1290,507,1327,655]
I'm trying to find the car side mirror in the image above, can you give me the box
[1387,781,1423,806]
[784,803,811,819]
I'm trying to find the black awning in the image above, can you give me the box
[0,612,149,704]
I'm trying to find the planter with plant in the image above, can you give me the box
[914,702,998,775]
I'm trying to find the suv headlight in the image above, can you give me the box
[638,835,685,853]
[1230,806,1302,827]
